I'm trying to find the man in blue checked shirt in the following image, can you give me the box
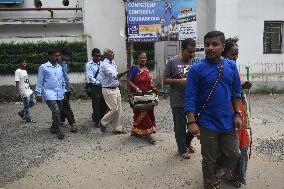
[58,48,78,132]
[86,48,107,128]
[35,48,65,139]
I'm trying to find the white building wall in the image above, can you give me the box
[0,0,84,43]
[215,0,284,66]
[83,0,127,73]
[0,0,82,18]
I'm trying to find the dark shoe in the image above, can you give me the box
[223,170,241,188]
[204,179,221,189]
[18,112,25,120]
[187,145,195,153]
[59,122,66,127]
[50,127,58,134]
[112,130,127,134]
[26,119,36,123]
[70,123,78,133]
[56,130,65,139]
[100,122,107,133]
[94,123,100,128]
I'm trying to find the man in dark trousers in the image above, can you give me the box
[164,38,197,159]
[86,48,107,128]
[58,48,78,132]
[185,31,242,189]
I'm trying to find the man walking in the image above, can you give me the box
[58,47,78,132]
[99,48,129,134]
[86,48,107,128]
[185,31,242,189]
[164,38,197,159]
[36,48,65,139]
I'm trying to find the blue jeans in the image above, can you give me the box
[20,94,36,122]
[46,100,63,131]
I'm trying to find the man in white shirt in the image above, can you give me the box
[99,49,129,134]
[15,57,36,123]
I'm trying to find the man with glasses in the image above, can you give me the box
[86,48,107,128]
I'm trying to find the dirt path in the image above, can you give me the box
[1,95,284,189]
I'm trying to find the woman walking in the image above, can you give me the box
[127,52,157,144]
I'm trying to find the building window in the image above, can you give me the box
[263,21,283,54]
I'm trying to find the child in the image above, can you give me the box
[15,57,36,123]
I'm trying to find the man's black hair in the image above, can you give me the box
[92,48,101,55]
[16,56,25,65]
[170,16,176,20]
[60,47,71,56]
[204,30,225,44]
[181,38,196,49]
[48,48,59,56]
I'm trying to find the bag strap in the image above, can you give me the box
[196,59,224,119]
[94,66,100,79]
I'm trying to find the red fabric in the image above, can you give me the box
[239,100,250,149]
[129,68,156,136]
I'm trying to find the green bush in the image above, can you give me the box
[253,86,284,94]
[0,41,87,74]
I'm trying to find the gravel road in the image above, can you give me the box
[1,95,283,189]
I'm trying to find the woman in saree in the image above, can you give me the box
[222,39,252,187]
[127,52,157,144]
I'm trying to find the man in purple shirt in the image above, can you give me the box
[185,31,242,189]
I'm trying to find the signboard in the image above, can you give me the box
[126,0,197,42]
[0,0,24,3]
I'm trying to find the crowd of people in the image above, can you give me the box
[14,30,251,189]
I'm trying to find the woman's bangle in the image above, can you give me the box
[234,111,241,116]
[136,87,140,91]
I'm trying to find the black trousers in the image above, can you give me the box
[171,107,195,154]
[90,85,107,124]
[60,92,76,125]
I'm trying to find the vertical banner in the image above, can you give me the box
[126,0,197,42]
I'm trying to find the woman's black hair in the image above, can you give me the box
[222,38,239,57]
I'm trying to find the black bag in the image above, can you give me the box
[85,64,100,97]
[85,83,92,97]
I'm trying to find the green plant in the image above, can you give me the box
[0,40,87,74]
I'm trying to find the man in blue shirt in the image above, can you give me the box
[185,31,242,189]
[35,48,65,139]
[58,48,78,132]
[86,48,107,128]
[99,48,129,134]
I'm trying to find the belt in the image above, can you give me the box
[103,86,118,89]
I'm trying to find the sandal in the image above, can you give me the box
[147,135,156,144]
[187,145,196,153]
[181,151,191,159]
[112,130,127,134]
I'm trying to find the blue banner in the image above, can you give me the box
[126,0,197,42]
